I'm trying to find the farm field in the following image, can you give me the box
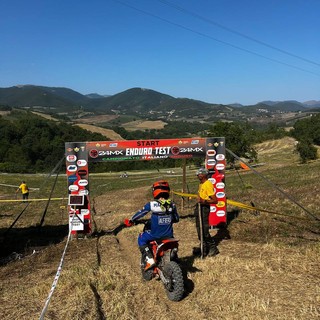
[0,137,319,320]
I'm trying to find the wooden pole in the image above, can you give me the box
[181,159,186,211]
[198,203,204,259]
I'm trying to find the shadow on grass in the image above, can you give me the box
[0,224,68,264]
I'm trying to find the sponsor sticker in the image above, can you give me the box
[216,191,225,198]
[210,206,217,213]
[67,165,77,172]
[69,185,79,191]
[79,189,89,195]
[206,149,216,157]
[78,179,88,186]
[68,175,78,182]
[216,163,225,171]
[216,210,226,217]
[207,159,216,166]
[67,155,77,162]
[89,149,99,158]
[216,182,225,189]
[216,154,225,161]
[77,169,87,176]
[77,159,87,166]
[208,178,216,184]
[216,201,225,208]
[171,146,180,155]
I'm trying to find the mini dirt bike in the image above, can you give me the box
[124,219,184,301]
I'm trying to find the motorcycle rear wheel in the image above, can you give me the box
[163,261,184,301]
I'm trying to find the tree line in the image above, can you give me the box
[0,110,319,173]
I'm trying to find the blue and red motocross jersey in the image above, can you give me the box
[131,200,179,239]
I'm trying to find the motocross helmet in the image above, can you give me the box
[152,180,170,199]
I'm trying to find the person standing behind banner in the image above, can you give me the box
[193,168,219,257]
[16,181,29,202]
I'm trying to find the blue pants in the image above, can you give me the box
[138,231,155,247]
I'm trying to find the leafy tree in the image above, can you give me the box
[207,121,257,163]
[290,114,320,163]
[295,139,318,163]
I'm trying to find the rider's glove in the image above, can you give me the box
[124,219,134,227]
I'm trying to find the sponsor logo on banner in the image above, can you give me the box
[216,182,225,189]
[69,185,79,191]
[99,150,124,156]
[109,143,118,147]
[216,154,225,161]
[67,155,77,162]
[78,169,87,176]
[79,189,89,195]
[207,159,216,166]
[179,147,203,153]
[209,178,216,184]
[191,140,199,144]
[210,206,217,212]
[78,179,88,186]
[67,165,77,172]
[77,159,87,166]
[171,146,180,155]
[216,163,225,171]
[68,175,78,182]
[216,210,226,217]
[207,149,216,156]
[216,191,225,198]
[74,147,80,152]
[217,201,225,208]
[89,149,99,158]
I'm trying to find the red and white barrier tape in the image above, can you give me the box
[39,220,73,320]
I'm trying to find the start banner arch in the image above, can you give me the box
[65,137,226,235]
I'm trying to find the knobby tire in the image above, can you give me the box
[163,261,184,301]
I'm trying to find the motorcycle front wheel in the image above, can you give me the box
[163,261,184,301]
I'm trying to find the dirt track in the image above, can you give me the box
[0,183,319,319]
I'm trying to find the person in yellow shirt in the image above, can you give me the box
[16,181,29,202]
[193,168,219,257]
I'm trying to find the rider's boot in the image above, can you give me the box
[140,245,155,270]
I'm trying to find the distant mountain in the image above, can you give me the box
[86,93,107,99]
[0,85,91,109]
[303,100,320,108]
[259,100,320,109]
[228,103,243,108]
[93,87,175,111]
[0,85,318,119]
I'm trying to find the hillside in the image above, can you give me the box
[0,137,319,319]
[1,85,318,125]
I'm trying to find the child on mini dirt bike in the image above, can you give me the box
[126,180,179,270]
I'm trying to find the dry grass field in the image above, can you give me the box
[122,120,167,131]
[74,123,124,140]
[0,137,320,320]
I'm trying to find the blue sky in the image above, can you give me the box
[1,0,319,105]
